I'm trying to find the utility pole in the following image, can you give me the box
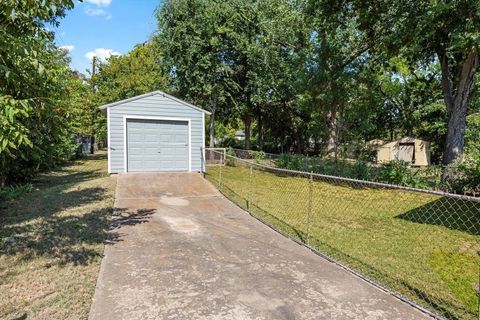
[92,56,96,75]
[90,56,97,154]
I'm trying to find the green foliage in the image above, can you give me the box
[157,0,237,111]
[157,0,310,150]
[275,155,435,189]
[225,147,236,166]
[274,152,480,194]
[0,96,32,155]
[0,0,84,185]
[247,150,266,164]
[346,0,479,165]
[0,183,32,201]
[447,158,480,195]
[465,113,480,158]
[92,42,168,105]
[377,161,430,189]
[274,154,305,171]
[156,0,480,167]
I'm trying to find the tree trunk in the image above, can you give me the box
[326,109,338,159]
[294,129,304,154]
[90,135,95,154]
[0,156,5,188]
[439,51,479,166]
[209,108,216,148]
[257,115,264,150]
[244,117,251,150]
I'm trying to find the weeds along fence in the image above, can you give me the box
[229,149,479,196]
[202,148,480,320]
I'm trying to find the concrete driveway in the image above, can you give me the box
[89,172,430,320]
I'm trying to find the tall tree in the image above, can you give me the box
[342,0,479,167]
[304,0,369,158]
[92,41,168,105]
[0,0,79,185]
[157,0,237,147]
[215,0,308,151]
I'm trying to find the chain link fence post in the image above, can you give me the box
[477,251,480,320]
[247,163,253,212]
[217,158,223,191]
[306,171,313,245]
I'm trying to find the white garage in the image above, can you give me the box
[99,91,210,173]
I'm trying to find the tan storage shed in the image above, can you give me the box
[375,137,431,166]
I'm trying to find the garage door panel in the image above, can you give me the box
[128,147,144,154]
[161,147,175,155]
[129,133,143,141]
[143,142,158,149]
[143,160,160,168]
[128,160,143,170]
[174,135,188,143]
[145,134,159,142]
[143,148,158,156]
[160,135,174,143]
[160,160,174,167]
[127,119,189,172]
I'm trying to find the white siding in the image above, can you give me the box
[108,93,205,173]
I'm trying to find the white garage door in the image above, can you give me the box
[126,119,189,172]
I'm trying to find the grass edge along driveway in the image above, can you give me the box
[0,152,116,320]
[206,165,480,320]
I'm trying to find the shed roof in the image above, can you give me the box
[379,137,429,149]
[98,90,211,115]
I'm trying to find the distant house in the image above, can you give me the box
[372,137,431,166]
[235,130,245,141]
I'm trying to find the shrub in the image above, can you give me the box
[445,157,480,195]
[225,147,236,166]
[378,161,430,189]
[247,150,265,164]
[274,154,304,171]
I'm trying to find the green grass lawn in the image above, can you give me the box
[0,152,116,320]
[206,164,480,320]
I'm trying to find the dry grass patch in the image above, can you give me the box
[0,152,116,320]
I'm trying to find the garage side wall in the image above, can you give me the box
[108,93,204,173]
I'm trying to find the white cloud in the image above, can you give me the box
[85,48,120,62]
[84,7,112,19]
[85,0,112,7]
[59,45,75,52]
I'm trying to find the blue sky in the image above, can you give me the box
[54,0,161,74]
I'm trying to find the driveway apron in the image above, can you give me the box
[88,172,430,320]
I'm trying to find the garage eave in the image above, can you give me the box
[98,90,212,115]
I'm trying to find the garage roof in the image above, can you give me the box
[98,90,211,115]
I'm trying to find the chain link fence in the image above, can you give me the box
[227,149,479,196]
[202,148,480,320]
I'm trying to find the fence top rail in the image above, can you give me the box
[207,149,480,202]
[203,147,227,151]
[230,148,280,157]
